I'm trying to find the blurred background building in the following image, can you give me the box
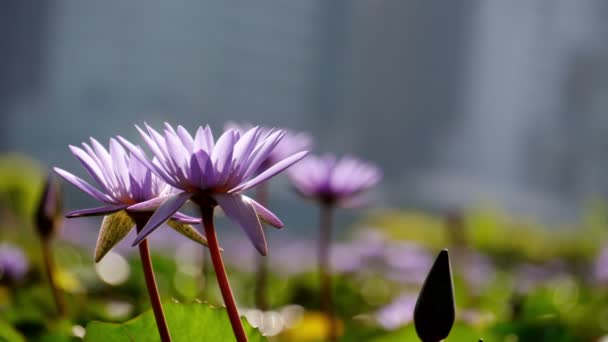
[2,0,608,223]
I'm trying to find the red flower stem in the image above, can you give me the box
[40,238,66,317]
[200,205,248,342]
[135,220,172,342]
[254,183,269,310]
[318,203,338,341]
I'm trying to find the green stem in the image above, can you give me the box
[41,238,66,317]
[135,220,172,342]
[319,203,338,341]
[254,183,269,310]
[200,205,248,342]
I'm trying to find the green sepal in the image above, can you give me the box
[167,220,209,248]
[95,210,135,262]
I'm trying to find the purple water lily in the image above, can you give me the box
[288,154,382,207]
[53,138,206,260]
[288,153,381,341]
[120,123,307,341]
[54,136,210,341]
[120,123,308,255]
[53,137,195,222]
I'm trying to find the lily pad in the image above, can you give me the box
[85,301,266,342]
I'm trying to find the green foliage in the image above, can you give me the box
[0,154,45,221]
[84,302,266,341]
[342,323,491,342]
[367,207,607,265]
[0,319,26,342]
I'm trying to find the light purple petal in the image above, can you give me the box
[171,211,201,224]
[188,152,203,187]
[68,145,111,193]
[145,124,179,174]
[118,136,180,188]
[65,205,126,218]
[231,151,308,192]
[131,192,192,246]
[54,167,115,203]
[211,129,236,186]
[240,130,286,180]
[109,138,129,190]
[176,125,195,152]
[232,126,261,164]
[247,196,283,228]
[126,195,173,212]
[164,129,190,182]
[90,138,119,187]
[214,193,267,255]
[135,125,167,165]
[194,125,215,154]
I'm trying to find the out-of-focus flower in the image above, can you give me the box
[35,174,63,239]
[383,242,433,284]
[594,246,608,285]
[270,239,317,275]
[120,123,308,254]
[514,261,567,293]
[328,231,386,273]
[288,154,381,207]
[0,243,29,283]
[460,252,496,292]
[375,295,417,330]
[225,122,313,171]
[54,137,207,261]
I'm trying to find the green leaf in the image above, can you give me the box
[167,221,209,247]
[95,211,135,262]
[84,302,266,342]
[0,319,26,342]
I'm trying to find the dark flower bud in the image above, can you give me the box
[35,174,62,239]
[414,249,455,342]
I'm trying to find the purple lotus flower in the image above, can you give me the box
[54,137,206,261]
[119,123,308,254]
[288,154,382,207]
[0,243,29,283]
[225,122,313,170]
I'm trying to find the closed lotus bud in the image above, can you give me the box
[35,174,62,239]
[414,249,455,342]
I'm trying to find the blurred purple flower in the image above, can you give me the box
[329,231,386,273]
[288,154,381,207]
[270,239,317,275]
[461,252,496,291]
[594,246,608,284]
[376,295,417,330]
[514,261,568,293]
[383,242,433,284]
[0,243,29,283]
[120,123,308,254]
[225,122,313,171]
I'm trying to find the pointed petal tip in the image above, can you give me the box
[131,234,145,247]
